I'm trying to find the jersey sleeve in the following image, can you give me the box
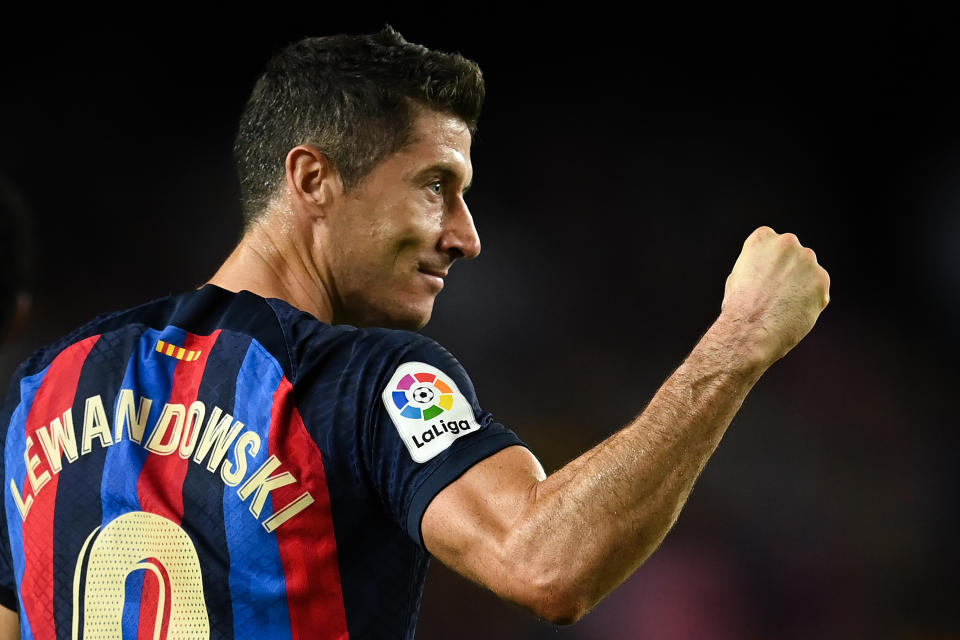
[363,336,526,550]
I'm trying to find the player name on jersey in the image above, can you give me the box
[9,390,314,533]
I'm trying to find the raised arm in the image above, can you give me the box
[422,226,830,624]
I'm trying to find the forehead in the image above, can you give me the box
[395,110,473,181]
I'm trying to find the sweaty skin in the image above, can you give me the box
[210,110,480,330]
[421,227,830,623]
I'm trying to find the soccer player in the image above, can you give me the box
[0,27,829,639]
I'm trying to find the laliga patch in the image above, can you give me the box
[382,362,483,463]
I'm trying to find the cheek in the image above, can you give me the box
[373,219,441,260]
[382,199,443,237]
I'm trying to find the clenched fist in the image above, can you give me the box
[720,226,830,366]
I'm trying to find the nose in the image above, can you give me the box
[438,196,481,260]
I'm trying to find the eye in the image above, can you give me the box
[428,180,443,196]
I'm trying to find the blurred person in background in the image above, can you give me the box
[0,27,829,639]
[0,174,33,350]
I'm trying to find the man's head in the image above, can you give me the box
[232,27,485,330]
[233,25,485,226]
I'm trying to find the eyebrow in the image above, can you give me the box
[418,163,472,194]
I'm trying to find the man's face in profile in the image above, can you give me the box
[322,109,480,330]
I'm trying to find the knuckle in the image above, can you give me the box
[780,232,799,246]
[747,226,775,244]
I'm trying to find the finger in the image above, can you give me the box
[746,226,776,246]
[820,267,831,308]
[775,233,803,253]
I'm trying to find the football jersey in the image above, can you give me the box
[0,284,525,639]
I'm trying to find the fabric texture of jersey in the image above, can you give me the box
[0,285,525,640]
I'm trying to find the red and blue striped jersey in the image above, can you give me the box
[0,285,525,639]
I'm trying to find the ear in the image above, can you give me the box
[284,145,342,218]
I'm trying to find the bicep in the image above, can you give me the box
[0,604,19,640]
[422,445,545,588]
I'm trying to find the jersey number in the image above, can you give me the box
[73,511,210,640]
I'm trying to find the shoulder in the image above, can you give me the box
[0,291,184,441]
[8,291,182,382]
[267,297,458,384]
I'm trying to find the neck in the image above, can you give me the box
[208,215,335,322]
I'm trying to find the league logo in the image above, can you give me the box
[389,370,455,421]
[382,362,483,463]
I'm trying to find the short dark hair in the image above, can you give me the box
[233,25,485,226]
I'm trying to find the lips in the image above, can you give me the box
[417,265,448,291]
[417,266,448,279]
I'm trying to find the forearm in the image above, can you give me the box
[502,319,767,620]
[424,227,829,624]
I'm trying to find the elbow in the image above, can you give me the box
[506,564,592,625]
[495,530,595,624]
[526,583,590,625]
[535,598,588,626]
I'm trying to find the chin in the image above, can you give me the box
[384,306,433,331]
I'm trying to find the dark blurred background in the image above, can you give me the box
[2,5,957,639]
